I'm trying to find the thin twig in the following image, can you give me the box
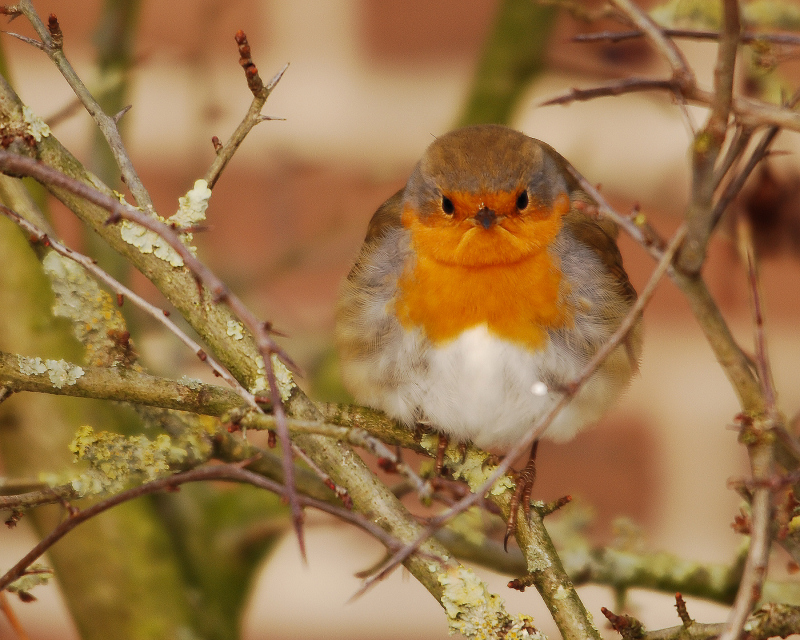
[677,0,740,275]
[566,160,764,415]
[203,32,287,189]
[0,484,77,510]
[717,217,779,640]
[2,30,43,49]
[0,591,30,640]
[0,205,258,408]
[712,89,800,229]
[645,604,800,640]
[609,0,695,91]
[0,150,307,557]
[573,28,800,47]
[0,463,401,594]
[541,77,800,136]
[540,77,679,106]
[712,124,752,192]
[16,0,153,211]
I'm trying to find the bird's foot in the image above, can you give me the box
[503,440,539,551]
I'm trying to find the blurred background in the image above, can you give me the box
[1,0,800,638]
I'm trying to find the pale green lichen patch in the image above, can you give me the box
[7,563,52,600]
[524,541,552,574]
[17,355,48,376]
[437,566,540,639]
[17,355,84,388]
[173,179,211,225]
[553,585,570,601]
[250,354,268,395]
[226,319,245,340]
[272,354,294,402]
[120,220,187,267]
[22,105,51,141]
[42,251,127,366]
[420,432,439,454]
[490,474,515,496]
[68,425,210,496]
[502,616,545,640]
[130,178,212,265]
[178,375,203,390]
[452,449,514,498]
[248,353,295,402]
[118,181,209,267]
[44,359,84,388]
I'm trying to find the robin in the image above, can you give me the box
[336,124,641,542]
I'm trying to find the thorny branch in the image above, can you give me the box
[203,31,288,189]
[717,217,780,640]
[677,0,740,275]
[15,0,153,212]
[605,603,800,640]
[0,149,308,557]
[0,15,305,553]
[573,28,800,47]
[0,204,256,407]
[0,462,406,595]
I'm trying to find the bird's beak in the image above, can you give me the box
[474,207,497,229]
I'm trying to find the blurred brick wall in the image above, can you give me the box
[3,2,800,639]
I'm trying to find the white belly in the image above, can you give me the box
[346,324,630,451]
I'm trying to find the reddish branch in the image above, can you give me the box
[540,78,678,106]
[602,607,646,640]
[675,593,693,627]
[203,32,287,189]
[0,463,403,595]
[235,30,264,95]
[45,13,61,49]
[573,28,800,47]
[0,150,307,557]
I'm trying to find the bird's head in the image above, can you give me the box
[401,124,574,267]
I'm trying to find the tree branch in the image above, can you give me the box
[677,0,741,275]
[718,216,780,640]
[609,0,695,92]
[203,32,287,189]
[0,204,255,404]
[0,462,404,595]
[641,603,800,640]
[573,28,800,47]
[16,0,153,211]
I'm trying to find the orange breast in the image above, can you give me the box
[394,227,574,350]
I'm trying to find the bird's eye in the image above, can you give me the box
[516,191,529,211]
[441,196,455,215]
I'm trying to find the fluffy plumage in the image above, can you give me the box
[336,124,641,450]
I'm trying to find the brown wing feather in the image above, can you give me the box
[562,202,637,304]
[364,189,404,243]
